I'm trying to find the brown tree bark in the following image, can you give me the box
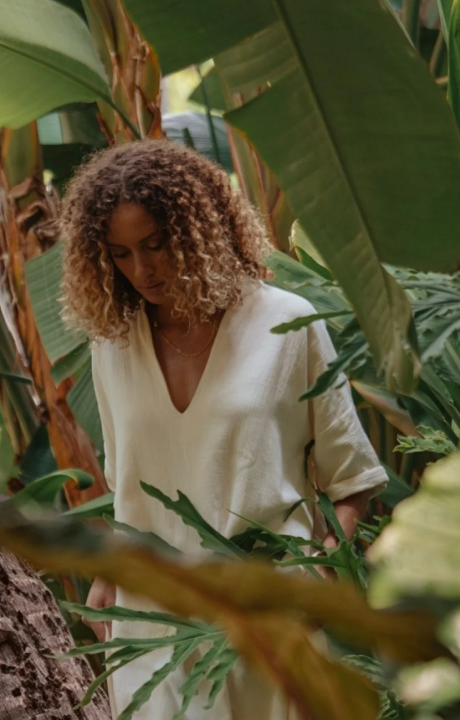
[0,551,111,719]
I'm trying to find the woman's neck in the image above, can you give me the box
[147,301,194,330]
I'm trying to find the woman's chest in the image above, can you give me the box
[153,345,212,414]
[108,325,310,449]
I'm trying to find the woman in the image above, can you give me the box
[60,139,386,720]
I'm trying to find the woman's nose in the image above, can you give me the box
[132,253,151,283]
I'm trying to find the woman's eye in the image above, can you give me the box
[146,244,163,253]
[111,252,129,260]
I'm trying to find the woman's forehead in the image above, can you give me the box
[108,203,161,244]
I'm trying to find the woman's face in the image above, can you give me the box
[107,203,174,304]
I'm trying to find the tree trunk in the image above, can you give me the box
[0,551,111,719]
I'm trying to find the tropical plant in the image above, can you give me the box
[369,451,460,720]
[189,65,295,252]
[55,492,381,720]
[268,238,460,488]
[3,1,460,393]
[3,0,460,716]
[1,0,460,487]
[0,123,107,503]
[1,0,458,498]
[1,457,459,720]
[122,0,460,393]
[1,461,449,719]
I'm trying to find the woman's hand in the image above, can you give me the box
[314,536,338,581]
[84,577,116,643]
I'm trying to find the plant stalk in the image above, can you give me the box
[403,0,421,47]
[197,66,222,166]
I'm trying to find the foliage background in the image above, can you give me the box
[2,0,460,718]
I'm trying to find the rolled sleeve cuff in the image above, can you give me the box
[324,467,388,504]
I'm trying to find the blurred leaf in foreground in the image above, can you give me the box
[0,496,452,720]
[369,452,460,608]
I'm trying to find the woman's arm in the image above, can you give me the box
[84,577,116,642]
[324,488,374,549]
[305,319,388,510]
[315,488,374,579]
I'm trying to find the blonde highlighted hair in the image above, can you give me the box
[59,139,272,340]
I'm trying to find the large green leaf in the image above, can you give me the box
[26,245,103,450]
[0,0,112,128]
[124,0,460,391]
[37,104,105,145]
[163,112,233,173]
[267,251,350,321]
[18,424,57,483]
[122,0,275,75]
[55,0,86,21]
[49,343,90,385]
[67,359,103,452]
[38,104,106,189]
[217,11,460,274]
[11,468,93,506]
[26,243,86,364]
[378,464,415,508]
[189,67,227,113]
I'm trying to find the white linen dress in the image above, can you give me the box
[91,281,387,720]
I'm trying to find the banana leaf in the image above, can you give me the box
[0,0,112,128]
[123,0,460,392]
[163,112,233,172]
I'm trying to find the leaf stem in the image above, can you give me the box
[403,0,421,47]
[196,66,222,166]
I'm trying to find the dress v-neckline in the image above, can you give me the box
[140,306,230,416]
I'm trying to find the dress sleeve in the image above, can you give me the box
[306,321,387,503]
[91,348,116,492]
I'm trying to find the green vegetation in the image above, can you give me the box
[2,1,460,718]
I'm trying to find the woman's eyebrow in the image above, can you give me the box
[107,231,160,248]
[139,231,162,243]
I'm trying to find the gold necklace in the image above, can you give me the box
[153,316,219,358]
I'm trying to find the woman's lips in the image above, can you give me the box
[139,281,165,291]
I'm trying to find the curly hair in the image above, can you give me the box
[59,138,272,340]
